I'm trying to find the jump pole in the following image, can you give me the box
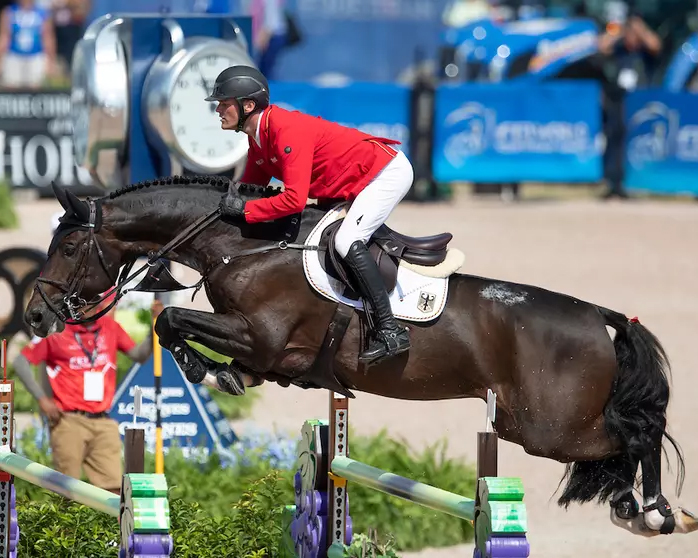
[288,388,530,558]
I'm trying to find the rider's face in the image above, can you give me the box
[215,100,239,130]
[215,99,257,131]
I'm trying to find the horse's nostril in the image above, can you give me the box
[29,310,43,326]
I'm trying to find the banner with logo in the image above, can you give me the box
[432,80,603,183]
[624,88,698,196]
[269,81,411,154]
[110,351,237,460]
[0,89,94,190]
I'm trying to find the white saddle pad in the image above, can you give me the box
[302,205,465,323]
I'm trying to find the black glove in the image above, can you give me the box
[219,186,246,220]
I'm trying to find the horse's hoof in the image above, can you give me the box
[172,343,207,384]
[674,508,698,534]
[644,495,675,534]
[216,368,246,396]
[611,494,639,520]
[610,504,698,537]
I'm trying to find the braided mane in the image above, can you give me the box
[102,175,283,201]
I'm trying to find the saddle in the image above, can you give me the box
[319,219,452,299]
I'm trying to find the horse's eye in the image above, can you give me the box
[62,244,76,257]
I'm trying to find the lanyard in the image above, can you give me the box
[74,329,100,369]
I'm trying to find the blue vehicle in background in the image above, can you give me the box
[439,0,698,86]
[439,15,600,83]
[663,32,698,91]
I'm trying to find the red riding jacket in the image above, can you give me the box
[239,105,400,223]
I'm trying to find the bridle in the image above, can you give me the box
[35,198,225,326]
[35,199,123,325]
[35,194,320,326]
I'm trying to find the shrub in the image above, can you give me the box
[0,179,18,229]
[13,424,476,554]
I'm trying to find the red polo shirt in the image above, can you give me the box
[21,317,136,414]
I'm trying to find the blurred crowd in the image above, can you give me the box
[0,0,88,88]
[0,0,301,89]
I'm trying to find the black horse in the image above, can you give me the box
[24,177,697,537]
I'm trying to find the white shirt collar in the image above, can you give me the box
[254,113,262,147]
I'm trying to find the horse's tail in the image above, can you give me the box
[557,306,685,507]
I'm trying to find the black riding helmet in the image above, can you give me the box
[205,65,270,132]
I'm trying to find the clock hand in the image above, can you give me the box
[200,70,210,92]
[200,72,218,114]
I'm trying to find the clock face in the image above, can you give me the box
[169,52,249,172]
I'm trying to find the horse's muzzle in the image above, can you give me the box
[24,300,64,338]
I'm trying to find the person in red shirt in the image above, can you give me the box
[208,65,414,366]
[13,294,163,493]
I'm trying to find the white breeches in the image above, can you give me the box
[334,150,414,258]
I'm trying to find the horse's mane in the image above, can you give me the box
[102,175,284,201]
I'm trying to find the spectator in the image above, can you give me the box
[250,0,291,79]
[598,13,662,199]
[52,0,89,74]
[13,294,163,494]
[0,0,56,89]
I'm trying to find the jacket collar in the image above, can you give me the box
[251,106,274,153]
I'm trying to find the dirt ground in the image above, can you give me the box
[3,186,697,558]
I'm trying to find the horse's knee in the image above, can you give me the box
[154,307,176,341]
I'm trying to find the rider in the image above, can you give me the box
[206,65,413,366]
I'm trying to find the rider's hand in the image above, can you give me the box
[38,396,63,425]
[219,188,246,220]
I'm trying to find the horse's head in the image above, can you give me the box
[24,183,123,337]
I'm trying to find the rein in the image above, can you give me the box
[37,199,321,325]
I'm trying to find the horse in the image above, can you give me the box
[25,176,697,537]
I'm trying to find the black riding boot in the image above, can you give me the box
[343,240,411,365]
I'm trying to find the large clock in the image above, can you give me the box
[142,19,255,175]
[70,14,129,188]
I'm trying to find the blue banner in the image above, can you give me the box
[109,351,237,460]
[625,89,698,196]
[269,81,411,154]
[432,81,602,183]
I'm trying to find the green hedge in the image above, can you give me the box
[14,426,476,556]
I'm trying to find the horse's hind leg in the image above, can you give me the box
[639,434,676,534]
[154,306,259,395]
[609,456,640,520]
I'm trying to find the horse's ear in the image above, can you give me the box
[52,181,70,212]
[65,189,90,223]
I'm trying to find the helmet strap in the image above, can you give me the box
[236,99,247,132]
[235,99,263,133]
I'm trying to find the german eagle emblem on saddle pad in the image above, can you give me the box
[302,205,465,323]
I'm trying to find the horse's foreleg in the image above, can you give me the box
[154,306,262,395]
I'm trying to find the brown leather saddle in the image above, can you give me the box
[319,219,452,300]
[292,217,453,397]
